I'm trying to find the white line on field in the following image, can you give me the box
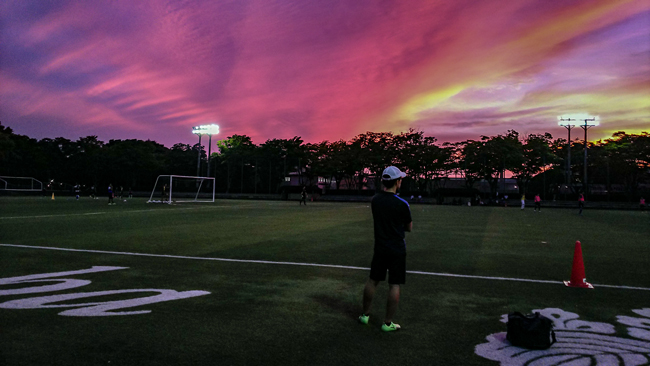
[0,204,259,220]
[1,243,649,291]
[0,212,108,219]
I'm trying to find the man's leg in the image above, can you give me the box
[362,278,380,315]
[385,284,400,324]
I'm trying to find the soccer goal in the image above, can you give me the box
[0,176,43,191]
[147,175,215,204]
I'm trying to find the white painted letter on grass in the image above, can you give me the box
[0,267,210,316]
[475,308,650,365]
[0,289,210,316]
[0,266,128,295]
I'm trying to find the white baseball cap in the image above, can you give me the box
[382,166,406,180]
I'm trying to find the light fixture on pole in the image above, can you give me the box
[579,117,598,194]
[558,117,576,190]
[192,124,220,177]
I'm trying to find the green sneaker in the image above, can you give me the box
[358,314,369,325]
[381,322,401,332]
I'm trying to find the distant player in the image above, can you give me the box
[162,184,169,203]
[108,184,115,205]
[520,194,526,210]
[128,187,133,199]
[640,197,646,211]
[74,184,81,200]
[359,166,412,332]
[119,186,124,199]
[91,185,97,199]
[300,186,307,206]
[578,194,585,215]
[534,194,541,212]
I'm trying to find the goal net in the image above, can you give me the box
[0,176,43,191]
[147,175,215,204]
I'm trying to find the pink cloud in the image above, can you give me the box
[1,0,648,147]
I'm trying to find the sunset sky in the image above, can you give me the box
[1,0,649,147]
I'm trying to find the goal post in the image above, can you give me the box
[147,175,215,204]
[0,176,43,192]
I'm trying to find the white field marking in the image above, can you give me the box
[2,243,650,292]
[0,244,367,271]
[475,307,650,365]
[0,266,210,317]
[0,212,108,220]
[0,203,363,220]
[0,288,211,316]
[0,204,259,220]
[0,266,127,295]
[112,205,259,214]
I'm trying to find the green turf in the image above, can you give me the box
[1,197,649,365]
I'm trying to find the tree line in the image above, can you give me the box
[1,123,648,199]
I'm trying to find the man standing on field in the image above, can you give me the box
[578,194,585,215]
[107,184,115,205]
[359,166,412,332]
[299,186,307,206]
[162,184,169,203]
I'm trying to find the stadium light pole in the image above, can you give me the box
[192,124,220,177]
[579,117,598,194]
[558,117,576,191]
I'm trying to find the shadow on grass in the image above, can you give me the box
[311,294,359,320]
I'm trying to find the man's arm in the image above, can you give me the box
[405,221,413,232]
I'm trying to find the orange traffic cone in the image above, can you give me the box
[564,241,594,289]
[51,193,55,200]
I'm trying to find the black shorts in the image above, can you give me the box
[369,250,406,285]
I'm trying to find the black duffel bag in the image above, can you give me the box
[506,312,557,349]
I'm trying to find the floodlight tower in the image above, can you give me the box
[580,117,598,194]
[558,117,576,189]
[192,124,220,177]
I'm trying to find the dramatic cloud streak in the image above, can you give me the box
[1,0,648,146]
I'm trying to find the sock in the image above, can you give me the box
[385,322,392,326]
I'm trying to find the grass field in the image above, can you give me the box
[1,196,649,365]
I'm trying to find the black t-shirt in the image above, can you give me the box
[371,191,412,254]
